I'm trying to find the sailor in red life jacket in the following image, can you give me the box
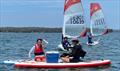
[29,38,48,62]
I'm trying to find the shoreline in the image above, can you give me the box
[0,27,62,33]
[0,27,119,33]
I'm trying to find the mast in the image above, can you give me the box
[90,20,93,35]
[63,17,65,37]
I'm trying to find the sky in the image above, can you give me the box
[0,0,120,29]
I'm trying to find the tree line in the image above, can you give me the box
[0,27,62,33]
[0,27,118,33]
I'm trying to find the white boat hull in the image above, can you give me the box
[86,41,99,46]
[58,44,67,51]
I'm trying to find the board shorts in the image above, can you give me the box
[34,55,45,61]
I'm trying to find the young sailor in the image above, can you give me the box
[29,38,48,62]
[60,38,86,63]
[87,32,93,44]
[61,37,71,50]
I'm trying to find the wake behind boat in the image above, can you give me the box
[86,41,99,46]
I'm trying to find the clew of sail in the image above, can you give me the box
[63,0,87,38]
[90,3,108,36]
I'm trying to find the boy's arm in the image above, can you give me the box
[28,46,34,58]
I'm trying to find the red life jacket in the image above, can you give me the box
[34,44,44,54]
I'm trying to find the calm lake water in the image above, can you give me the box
[0,32,120,71]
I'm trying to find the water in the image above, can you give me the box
[0,32,120,71]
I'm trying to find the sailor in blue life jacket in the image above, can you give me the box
[88,32,93,44]
[60,38,86,63]
[61,37,71,50]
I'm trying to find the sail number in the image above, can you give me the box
[94,18,105,25]
[70,15,84,24]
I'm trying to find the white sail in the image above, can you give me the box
[90,3,108,36]
[63,0,87,38]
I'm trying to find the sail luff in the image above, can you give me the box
[63,20,65,37]
[63,0,67,37]
[90,20,93,35]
